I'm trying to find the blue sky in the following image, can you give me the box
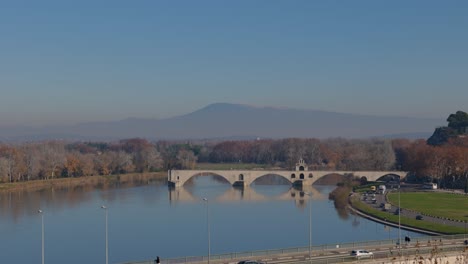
[1,1,467,126]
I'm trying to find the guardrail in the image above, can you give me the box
[121,234,468,264]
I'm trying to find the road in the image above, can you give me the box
[122,237,468,264]
[359,186,467,230]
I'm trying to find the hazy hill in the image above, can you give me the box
[0,103,440,141]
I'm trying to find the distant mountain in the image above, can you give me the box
[0,103,442,141]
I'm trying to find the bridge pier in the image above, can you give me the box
[168,169,408,188]
[233,181,248,187]
[292,179,314,187]
[168,180,182,188]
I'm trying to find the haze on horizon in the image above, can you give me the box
[1,1,467,127]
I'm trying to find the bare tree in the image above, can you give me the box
[39,142,66,179]
[109,151,134,174]
[176,149,197,169]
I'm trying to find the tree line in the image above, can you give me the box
[0,136,466,189]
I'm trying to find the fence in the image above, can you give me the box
[121,234,468,264]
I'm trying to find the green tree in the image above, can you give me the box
[428,111,468,145]
[447,110,468,133]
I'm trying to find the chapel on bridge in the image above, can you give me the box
[295,158,308,171]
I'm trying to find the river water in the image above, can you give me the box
[0,175,423,264]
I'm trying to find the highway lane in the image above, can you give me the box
[122,237,467,264]
[257,239,468,264]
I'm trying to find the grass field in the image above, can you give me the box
[350,196,466,234]
[387,192,468,222]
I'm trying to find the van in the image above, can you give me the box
[379,185,386,194]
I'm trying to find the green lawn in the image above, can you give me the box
[351,196,466,234]
[387,192,468,222]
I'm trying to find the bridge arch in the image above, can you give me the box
[168,170,408,188]
[248,173,293,186]
[174,171,235,187]
[375,173,401,182]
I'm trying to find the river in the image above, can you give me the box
[0,175,424,264]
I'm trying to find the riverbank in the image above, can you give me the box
[0,172,167,193]
[348,191,467,235]
[347,201,442,236]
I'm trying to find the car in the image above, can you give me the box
[237,260,265,264]
[416,215,423,220]
[350,250,373,259]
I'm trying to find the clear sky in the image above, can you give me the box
[1,1,467,126]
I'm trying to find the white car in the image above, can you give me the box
[350,249,373,259]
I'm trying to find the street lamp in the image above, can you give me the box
[202,198,210,264]
[398,180,401,252]
[464,220,467,237]
[101,205,108,264]
[302,192,312,262]
[38,209,44,264]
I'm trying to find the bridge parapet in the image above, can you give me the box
[168,169,407,188]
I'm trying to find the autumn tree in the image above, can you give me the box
[63,153,81,177]
[94,152,112,175]
[0,145,24,182]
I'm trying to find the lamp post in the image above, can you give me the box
[302,192,312,262]
[101,205,108,264]
[202,198,210,264]
[398,180,401,252]
[38,209,44,264]
[465,220,467,237]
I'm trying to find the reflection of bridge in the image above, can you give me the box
[168,185,325,204]
[168,166,407,188]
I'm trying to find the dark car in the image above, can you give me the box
[238,260,265,264]
[416,215,423,220]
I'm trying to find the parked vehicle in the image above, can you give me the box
[350,250,373,259]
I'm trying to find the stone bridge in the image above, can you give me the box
[167,169,407,188]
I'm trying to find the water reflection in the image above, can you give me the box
[0,175,166,223]
[168,184,325,204]
[0,175,425,264]
[1,174,330,224]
